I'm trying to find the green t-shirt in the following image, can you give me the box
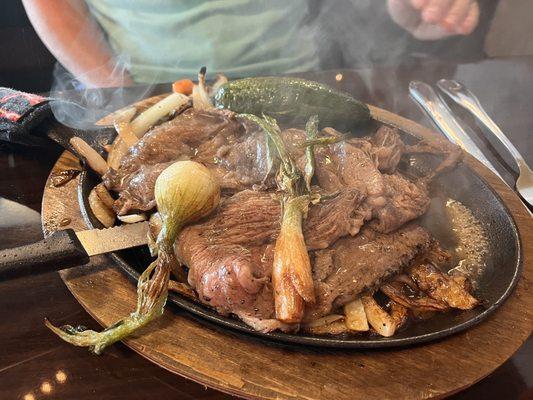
[85,0,319,83]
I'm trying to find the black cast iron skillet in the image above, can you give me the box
[77,122,522,349]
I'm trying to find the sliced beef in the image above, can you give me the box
[176,191,279,317]
[371,173,430,233]
[369,125,404,174]
[304,189,366,249]
[176,189,366,319]
[110,162,173,215]
[104,112,309,213]
[314,141,385,197]
[115,108,242,174]
[307,224,431,320]
[209,127,307,190]
[104,108,246,213]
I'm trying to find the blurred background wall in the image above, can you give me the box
[485,0,533,57]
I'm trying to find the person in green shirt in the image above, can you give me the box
[23,0,484,87]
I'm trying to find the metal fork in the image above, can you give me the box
[408,81,505,181]
[437,79,533,207]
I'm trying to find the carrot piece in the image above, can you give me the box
[172,79,194,95]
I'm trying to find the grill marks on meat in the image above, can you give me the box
[308,225,431,320]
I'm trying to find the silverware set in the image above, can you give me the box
[409,79,533,209]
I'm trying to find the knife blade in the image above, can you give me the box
[75,222,149,256]
[0,222,149,280]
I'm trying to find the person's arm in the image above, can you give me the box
[22,0,133,87]
[387,0,480,40]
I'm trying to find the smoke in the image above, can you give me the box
[50,55,162,129]
[48,0,494,129]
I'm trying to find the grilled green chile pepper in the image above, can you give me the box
[213,77,370,131]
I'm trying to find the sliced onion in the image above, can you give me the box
[88,188,115,227]
[168,280,197,299]
[344,298,369,332]
[130,93,190,138]
[70,137,108,176]
[94,183,114,209]
[192,67,214,110]
[117,213,146,223]
[148,212,162,256]
[361,294,397,337]
[113,106,138,148]
[209,73,228,96]
[304,319,348,335]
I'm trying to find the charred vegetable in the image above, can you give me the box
[214,77,370,130]
[46,161,220,354]
[241,113,316,323]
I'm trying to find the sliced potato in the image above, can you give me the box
[361,294,396,337]
[344,298,369,332]
[88,188,115,227]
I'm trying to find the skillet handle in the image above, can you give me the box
[0,229,89,281]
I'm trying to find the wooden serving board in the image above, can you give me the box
[41,98,532,400]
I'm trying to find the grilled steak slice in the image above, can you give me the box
[371,173,430,233]
[314,140,385,196]
[104,112,309,213]
[307,224,431,320]
[209,128,307,190]
[176,189,366,318]
[177,189,430,326]
[109,161,173,215]
[304,189,366,249]
[104,108,249,213]
[113,108,242,175]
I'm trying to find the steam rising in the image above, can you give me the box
[50,57,162,129]
[48,1,490,130]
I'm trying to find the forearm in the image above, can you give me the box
[22,0,133,87]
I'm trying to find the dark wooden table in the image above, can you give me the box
[0,57,531,400]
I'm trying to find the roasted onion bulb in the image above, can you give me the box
[46,161,220,354]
